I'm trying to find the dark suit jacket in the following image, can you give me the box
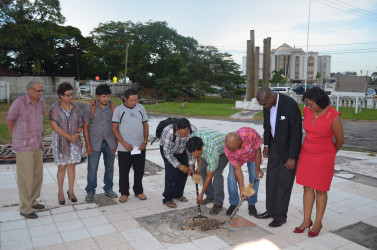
[263,93,302,163]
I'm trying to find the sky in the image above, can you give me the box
[59,0,377,75]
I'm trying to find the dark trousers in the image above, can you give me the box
[266,139,296,221]
[118,150,146,196]
[160,147,189,203]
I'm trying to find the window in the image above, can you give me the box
[295,56,299,79]
[307,56,314,79]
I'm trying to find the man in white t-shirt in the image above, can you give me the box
[112,89,149,203]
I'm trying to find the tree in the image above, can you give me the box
[316,72,321,85]
[0,0,69,75]
[270,69,286,85]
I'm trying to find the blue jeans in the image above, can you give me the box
[227,161,259,206]
[85,140,115,194]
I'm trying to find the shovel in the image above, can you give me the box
[191,174,208,221]
[223,178,258,226]
[193,183,208,221]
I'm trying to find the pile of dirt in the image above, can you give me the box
[182,217,224,231]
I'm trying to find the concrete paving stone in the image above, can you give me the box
[0,210,23,222]
[0,219,28,232]
[35,210,51,217]
[127,236,165,250]
[60,227,91,243]
[64,237,99,250]
[105,211,133,223]
[330,209,370,225]
[315,232,352,248]
[34,243,67,250]
[281,245,303,250]
[274,228,310,244]
[356,205,377,217]
[81,214,109,227]
[127,207,155,218]
[93,232,130,248]
[166,242,201,250]
[1,227,30,242]
[76,208,102,219]
[55,219,85,232]
[262,234,292,249]
[52,211,79,223]
[361,215,377,227]
[295,238,332,250]
[337,198,370,209]
[326,202,353,214]
[192,235,229,250]
[29,223,58,238]
[50,205,75,215]
[121,228,153,241]
[1,237,33,250]
[73,203,98,211]
[336,242,370,250]
[31,233,63,248]
[26,215,54,227]
[87,223,117,237]
[112,218,141,231]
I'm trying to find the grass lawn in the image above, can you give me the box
[1,96,377,144]
[253,104,377,121]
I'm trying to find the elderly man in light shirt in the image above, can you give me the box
[7,78,46,219]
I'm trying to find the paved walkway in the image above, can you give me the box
[0,117,376,250]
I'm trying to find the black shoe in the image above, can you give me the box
[58,195,65,205]
[268,218,287,227]
[226,205,237,216]
[255,211,272,219]
[67,191,77,202]
[248,205,257,216]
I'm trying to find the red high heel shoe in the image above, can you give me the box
[308,228,321,237]
[293,220,313,233]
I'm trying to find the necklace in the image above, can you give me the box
[60,102,71,111]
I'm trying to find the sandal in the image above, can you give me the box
[176,196,188,202]
[165,200,177,208]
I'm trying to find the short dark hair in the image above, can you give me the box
[186,136,203,153]
[57,82,73,98]
[124,89,137,99]
[176,118,191,130]
[96,84,112,96]
[302,87,329,109]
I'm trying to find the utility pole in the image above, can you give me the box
[124,42,129,84]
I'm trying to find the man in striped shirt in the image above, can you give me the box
[224,127,264,217]
[160,118,197,208]
[186,130,229,215]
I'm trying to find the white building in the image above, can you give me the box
[242,43,331,85]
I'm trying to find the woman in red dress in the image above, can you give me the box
[294,87,344,237]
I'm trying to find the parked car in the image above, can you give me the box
[292,84,323,95]
[79,82,91,93]
[271,87,292,95]
[366,88,376,98]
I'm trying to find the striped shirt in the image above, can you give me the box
[224,127,263,166]
[192,130,226,172]
[160,123,197,168]
[6,94,45,152]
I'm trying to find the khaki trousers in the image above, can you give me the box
[16,150,43,214]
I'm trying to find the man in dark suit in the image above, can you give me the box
[255,87,302,227]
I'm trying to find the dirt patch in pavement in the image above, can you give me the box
[136,206,270,245]
[333,222,377,250]
[91,193,118,207]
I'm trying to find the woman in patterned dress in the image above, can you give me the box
[49,82,83,205]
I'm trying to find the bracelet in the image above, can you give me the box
[178,165,185,171]
[143,140,147,143]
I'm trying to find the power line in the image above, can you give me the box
[330,0,377,19]
[313,0,377,22]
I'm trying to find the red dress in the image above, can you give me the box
[296,106,340,191]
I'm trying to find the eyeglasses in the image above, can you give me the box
[62,94,74,97]
[304,101,316,107]
[260,94,271,106]
[31,88,45,93]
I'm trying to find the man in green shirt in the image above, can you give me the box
[186,130,229,215]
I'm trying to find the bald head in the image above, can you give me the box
[225,132,242,151]
[256,87,271,101]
